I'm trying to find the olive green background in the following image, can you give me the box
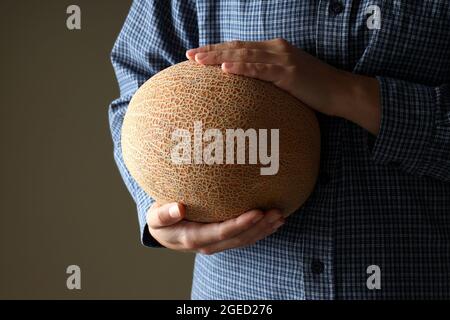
[0,0,194,299]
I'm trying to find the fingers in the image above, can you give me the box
[193,49,292,66]
[147,202,285,254]
[198,209,285,255]
[186,38,291,60]
[186,38,295,88]
[147,202,185,229]
[179,209,264,250]
[221,62,288,83]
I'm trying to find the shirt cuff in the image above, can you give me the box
[370,76,436,175]
[135,188,164,248]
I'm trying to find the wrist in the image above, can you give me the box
[333,71,381,135]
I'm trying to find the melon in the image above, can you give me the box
[121,60,320,222]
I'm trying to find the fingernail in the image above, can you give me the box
[169,205,180,218]
[252,214,264,224]
[195,52,207,60]
[268,212,282,223]
[222,62,233,69]
[272,219,285,230]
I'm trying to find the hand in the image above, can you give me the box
[147,202,285,255]
[186,38,381,135]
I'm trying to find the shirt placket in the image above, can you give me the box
[300,0,352,300]
[315,0,352,69]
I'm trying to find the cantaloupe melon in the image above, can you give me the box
[121,60,320,222]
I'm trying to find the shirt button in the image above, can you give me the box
[329,0,344,16]
[311,259,325,275]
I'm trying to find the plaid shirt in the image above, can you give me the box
[109,0,450,299]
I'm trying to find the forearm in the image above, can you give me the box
[317,63,450,182]
[335,72,450,182]
[329,70,381,136]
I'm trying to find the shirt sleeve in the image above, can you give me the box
[108,0,198,247]
[371,76,450,182]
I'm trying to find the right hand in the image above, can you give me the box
[147,202,285,255]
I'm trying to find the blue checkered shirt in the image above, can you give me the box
[108,0,450,299]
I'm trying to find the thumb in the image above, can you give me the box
[147,202,185,229]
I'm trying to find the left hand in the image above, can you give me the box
[186,38,381,135]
